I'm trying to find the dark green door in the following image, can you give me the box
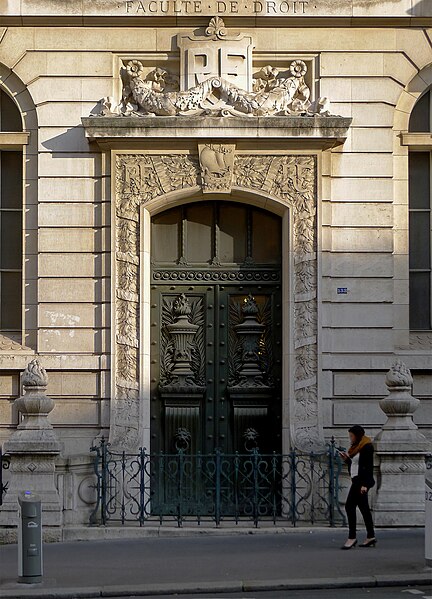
[150,201,282,456]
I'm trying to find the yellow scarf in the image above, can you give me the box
[348,435,372,458]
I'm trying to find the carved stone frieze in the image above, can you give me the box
[113,151,319,451]
[104,58,328,118]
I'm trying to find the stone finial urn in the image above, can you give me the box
[375,360,427,450]
[0,359,62,533]
[373,360,431,526]
[5,359,61,454]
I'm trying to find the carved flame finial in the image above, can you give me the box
[242,293,259,316]
[22,358,48,388]
[205,16,227,40]
[385,360,413,388]
[173,293,192,317]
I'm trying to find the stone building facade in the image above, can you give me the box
[0,0,432,528]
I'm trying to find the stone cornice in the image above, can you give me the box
[0,132,29,150]
[82,115,352,148]
[2,0,432,25]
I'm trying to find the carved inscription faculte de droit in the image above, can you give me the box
[124,0,311,16]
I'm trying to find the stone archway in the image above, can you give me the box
[111,149,320,452]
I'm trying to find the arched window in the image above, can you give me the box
[0,89,23,336]
[408,90,432,330]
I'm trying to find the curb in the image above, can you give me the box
[0,572,431,598]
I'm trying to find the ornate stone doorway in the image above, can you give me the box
[110,149,321,454]
[150,201,282,454]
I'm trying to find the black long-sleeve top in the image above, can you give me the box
[347,443,375,489]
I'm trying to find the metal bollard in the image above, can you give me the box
[426,461,432,567]
[18,490,42,583]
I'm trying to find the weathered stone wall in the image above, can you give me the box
[0,18,431,467]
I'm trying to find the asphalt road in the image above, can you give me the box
[110,587,432,598]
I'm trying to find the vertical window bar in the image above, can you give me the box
[179,206,187,265]
[245,208,253,264]
[212,202,220,266]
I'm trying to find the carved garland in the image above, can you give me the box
[113,152,318,451]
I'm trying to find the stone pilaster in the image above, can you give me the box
[374,360,431,526]
[0,359,63,536]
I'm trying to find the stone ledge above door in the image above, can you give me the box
[82,115,351,149]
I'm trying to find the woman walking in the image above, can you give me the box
[340,425,376,550]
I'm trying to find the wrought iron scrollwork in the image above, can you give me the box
[89,437,346,528]
[0,447,10,507]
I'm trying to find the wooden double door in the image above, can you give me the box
[150,282,282,455]
[150,200,283,455]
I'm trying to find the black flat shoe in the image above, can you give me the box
[341,540,357,550]
[359,538,377,547]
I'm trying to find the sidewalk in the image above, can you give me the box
[0,528,431,598]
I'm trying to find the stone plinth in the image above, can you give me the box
[374,361,431,527]
[0,360,63,533]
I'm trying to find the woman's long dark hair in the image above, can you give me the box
[348,425,365,443]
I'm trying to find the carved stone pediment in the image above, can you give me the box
[93,18,335,119]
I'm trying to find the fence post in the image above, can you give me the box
[215,448,221,526]
[290,448,297,526]
[100,438,109,526]
[0,447,10,507]
[328,437,336,527]
[139,448,146,526]
[252,448,259,527]
[89,439,103,525]
[177,449,184,527]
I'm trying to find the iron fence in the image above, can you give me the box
[0,447,10,507]
[89,438,346,528]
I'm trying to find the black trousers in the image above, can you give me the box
[345,478,375,539]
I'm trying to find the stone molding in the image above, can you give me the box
[112,149,320,452]
[82,115,351,147]
[2,1,431,21]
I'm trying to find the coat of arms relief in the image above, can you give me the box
[96,17,332,118]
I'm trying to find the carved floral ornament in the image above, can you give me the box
[94,17,333,118]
